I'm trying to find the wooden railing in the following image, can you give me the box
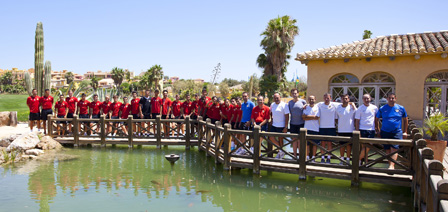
[47,114,448,211]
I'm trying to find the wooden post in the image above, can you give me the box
[214,121,221,163]
[434,180,448,212]
[351,131,360,186]
[100,115,106,147]
[73,115,79,147]
[298,128,307,180]
[9,111,17,127]
[156,115,162,149]
[128,115,133,148]
[253,125,261,174]
[420,148,435,209]
[223,123,231,170]
[185,116,190,150]
[205,118,211,155]
[426,160,444,212]
[197,116,203,151]
[47,114,53,137]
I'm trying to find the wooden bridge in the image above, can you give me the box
[47,115,448,212]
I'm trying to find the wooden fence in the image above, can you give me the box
[47,115,448,211]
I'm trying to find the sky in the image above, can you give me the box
[0,0,447,82]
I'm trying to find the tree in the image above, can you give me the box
[1,71,13,85]
[91,76,99,92]
[111,67,125,94]
[148,65,163,90]
[221,78,243,87]
[139,71,152,90]
[65,71,74,84]
[125,70,131,82]
[219,82,230,98]
[242,74,260,96]
[79,79,91,88]
[258,15,299,82]
[259,75,281,103]
[120,82,130,95]
[363,30,372,40]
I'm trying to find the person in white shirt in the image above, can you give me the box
[269,92,290,159]
[356,94,378,165]
[302,95,320,162]
[335,94,357,165]
[316,93,340,164]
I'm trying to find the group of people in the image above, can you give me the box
[27,87,408,168]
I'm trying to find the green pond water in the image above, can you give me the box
[0,146,413,212]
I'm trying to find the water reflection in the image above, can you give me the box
[1,147,412,211]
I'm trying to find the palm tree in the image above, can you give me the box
[149,65,163,90]
[125,70,131,82]
[65,71,74,84]
[91,76,99,92]
[111,67,125,94]
[139,71,152,90]
[258,15,299,82]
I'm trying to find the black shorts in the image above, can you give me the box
[222,119,228,125]
[270,126,284,133]
[174,116,183,124]
[231,122,238,129]
[79,114,89,123]
[29,112,40,121]
[92,114,100,119]
[111,116,119,119]
[211,118,218,125]
[40,109,53,120]
[57,115,66,124]
[290,124,304,134]
[152,113,159,119]
[162,115,169,119]
[104,114,110,119]
[67,113,74,118]
[338,132,353,145]
[144,114,151,119]
[239,122,251,130]
[132,114,140,119]
[190,114,198,120]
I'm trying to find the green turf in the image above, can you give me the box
[0,94,30,122]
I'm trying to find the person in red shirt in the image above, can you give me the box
[89,94,102,135]
[66,90,78,135]
[229,97,242,129]
[190,94,200,119]
[101,95,112,134]
[171,94,183,137]
[40,89,54,134]
[54,94,68,135]
[251,95,270,132]
[109,95,122,136]
[161,90,172,137]
[77,93,90,135]
[198,88,211,120]
[181,94,194,118]
[27,89,41,132]
[119,96,131,136]
[205,96,221,124]
[151,90,162,119]
[220,98,233,125]
[130,91,140,135]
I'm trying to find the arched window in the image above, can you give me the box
[360,73,395,107]
[329,74,360,106]
[424,70,448,118]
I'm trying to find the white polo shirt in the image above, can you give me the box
[317,102,340,128]
[336,104,356,133]
[270,101,290,128]
[355,104,378,131]
[303,105,320,132]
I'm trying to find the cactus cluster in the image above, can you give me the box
[24,71,33,95]
[30,22,51,96]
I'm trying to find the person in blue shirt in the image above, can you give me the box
[240,92,255,130]
[375,92,408,169]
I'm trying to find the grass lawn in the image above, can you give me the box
[0,94,30,122]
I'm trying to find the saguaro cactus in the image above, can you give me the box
[44,61,51,92]
[34,22,44,96]
[24,71,33,95]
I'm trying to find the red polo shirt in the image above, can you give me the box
[251,105,270,123]
[221,104,233,120]
[231,105,242,122]
[198,96,211,115]
[102,101,112,114]
[171,100,182,117]
[208,103,221,120]
[181,101,193,116]
[110,102,122,117]
[191,100,199,115]
[90,101,102,115]
[78,100,90,115]
[151,97,162,114]
[130,98,140,114]
[120,103,131,119]
[27,96,41,113]
[55,101,68,116]
[161,98,172,115]
[40,95,54,110]
[65,96,78,114]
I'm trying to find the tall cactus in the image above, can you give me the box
[34,22,44,96]
[24,71,33,95]
[44,61,51,92]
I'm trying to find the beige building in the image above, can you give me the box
[296,31,448,125]
[0,68,32,80]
